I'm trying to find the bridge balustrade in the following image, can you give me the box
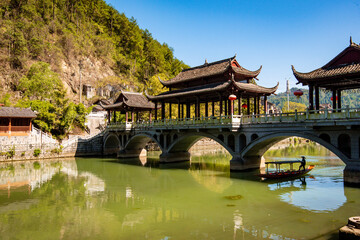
[106,107,360,130]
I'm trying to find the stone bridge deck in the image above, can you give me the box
[104,107,360,185]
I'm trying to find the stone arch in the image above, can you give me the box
[241,131,350,165]
[123,133,163,156]
[251,134,258,141]
[167,132,234,155]
[338,134,351,158]
[103,133,121,156]
[239,134,246,151]
[319,133,331,143]
[166,134,171,148]
[228,134,235,152]
[217,134,224,143]
[160,134,165,148]
[173,134,178,141]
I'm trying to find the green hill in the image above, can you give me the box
[0,0,188,102]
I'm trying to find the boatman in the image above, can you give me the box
[299,156,306,171]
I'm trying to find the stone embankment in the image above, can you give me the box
[0,127,103,162]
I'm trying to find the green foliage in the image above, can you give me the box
[21,152,25,157]
[18,62,65,100]
[51,145,63,155]
[0,93,11,106]
[282,101,307,113]
[6,146,16,159]
[33,149,41,157]
[16,62,90,138]
[1,0,188,88]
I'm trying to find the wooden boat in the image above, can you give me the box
[258,160,314,179]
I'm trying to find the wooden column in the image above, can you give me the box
[177,100,181,119]
[257,97,260,114]
[169,103,172,119]
[125,112,128,123]
[161,102,165,120]
[212,101,215,116]
[247,97,250,115]
[309,85,314,111]
[107,111,111,123]
[253,97,257,114]
[182,104,184,119]
[131,112,134,123]
[186,102,190,118]
[264,96,268,114]
[228,99,231,115]
[224,99,228,116]
[8,118,11,133]
[154,101,158,120]
[205,100,208,117]
[337,89,342,111]
[220,96,223,116]
[196,97,200,118]
[315,86,320,111]
[149,111,152,122]
[238,96,242,115]
[332,89,337,112]
[136,111,139,122]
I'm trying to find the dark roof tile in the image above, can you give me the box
[0,107,37,118]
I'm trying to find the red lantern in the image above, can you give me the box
[293,89,303,99]
[242,104,248,109]
[331,96,338,101]
[228,94,237,101]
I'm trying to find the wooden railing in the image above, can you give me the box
[106,106,360,130]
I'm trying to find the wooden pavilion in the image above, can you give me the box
[146,56,279,119]
[0,107,36,136]
[292,37,360,111]
[100,91,157,123]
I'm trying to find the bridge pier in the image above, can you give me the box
[344,162,360,186]
[159,152,191,163]
[230,155,265,171]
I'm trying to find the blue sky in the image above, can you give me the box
[106,0,360,92]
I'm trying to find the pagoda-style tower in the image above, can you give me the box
[292,37,360,111]
[147,55,278,119]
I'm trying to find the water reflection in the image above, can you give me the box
[276,177,347,212]
[0,144,357,240]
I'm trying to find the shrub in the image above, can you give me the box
[33,148,41,157]
[6,146,15,159]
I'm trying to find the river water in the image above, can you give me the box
[0,143,359,240]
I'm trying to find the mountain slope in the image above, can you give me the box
[0,0,188,103]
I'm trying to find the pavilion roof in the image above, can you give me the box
[292,38,360,90]
[146,80,278,103]
[160,56,262,88]
[100,91,156,111]
[0,107,36,118]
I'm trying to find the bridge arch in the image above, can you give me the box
[103,133,121,155]
[241,131,350,165]
[124,133,163,154]
[167,132,234,155]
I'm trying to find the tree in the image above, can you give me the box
[282,101,307,113]
[18,61,65,101]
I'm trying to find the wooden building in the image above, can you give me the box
[0,107,36,136]
[100,91,157,123]
[292,37,360,111]
[146,56,278,119]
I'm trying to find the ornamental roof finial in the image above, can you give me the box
[350,36,354,46]
[205,59,208,65]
